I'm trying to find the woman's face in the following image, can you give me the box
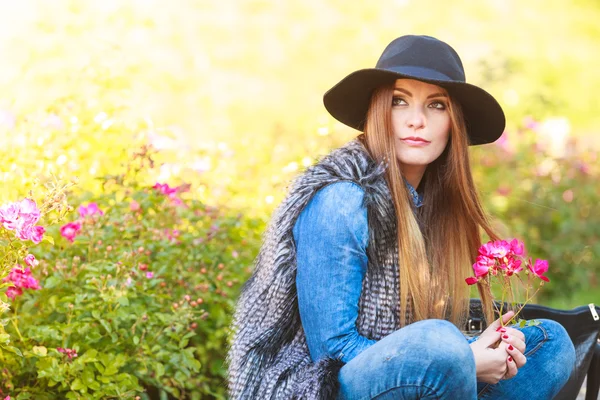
[391,78,451,173]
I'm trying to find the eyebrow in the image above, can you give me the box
[393,87,447,99]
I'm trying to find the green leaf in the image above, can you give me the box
[71,378,86,391]
[155,362,165,378]
[103,365,119,376]
[78,349,98,363]
[99,319,112,334]
[133,335,139,345]
[42,235,55,245]
[82,368,95,385]
[3,345,23,357]
[117,296,129,307]
[32,345,48,357]
[44,276,61,289]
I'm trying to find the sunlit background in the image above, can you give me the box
[0,1,598,398]
[1,0,598,311]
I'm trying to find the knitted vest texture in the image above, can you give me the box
[226,136,412,399]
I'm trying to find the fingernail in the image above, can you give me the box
[508,356,513,362]
[508,344,514,351]
[503,335,509,339]
[500,328,507,333]
[496,327,503,332]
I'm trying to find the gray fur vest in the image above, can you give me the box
[226,135,412,399]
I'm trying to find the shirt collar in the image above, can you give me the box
[404,179,424,208]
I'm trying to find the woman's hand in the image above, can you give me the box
[469,310,527,384]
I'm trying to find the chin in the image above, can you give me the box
[396,157,434,166]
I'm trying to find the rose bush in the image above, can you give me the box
[0,150,264,399]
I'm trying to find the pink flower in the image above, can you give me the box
[153,183,178,196]
[4,395,11,400]
[78,202,104,218]
[165,229,180,242]
[528,258,550,282]
[153,183,187,207]
[57,347,78,359]
[0,202,22,230]
[6,286,22,299]
[504,258,523,276]
[130,200,141,212]
[509,239,525,256]
[465,277,478,286]
[24,254,39,268]
[0,199,45,243]
[32,225,46,243]
[21,225,45,244]
[60,221,81,243]
[3,266,41,299]
[472,255,495,277]
[146,272,154,279]
[479,240,510,259]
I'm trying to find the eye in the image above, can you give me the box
[429,100,447,110]
[392,97,407,106]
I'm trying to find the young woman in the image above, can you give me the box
[226,35,576,399]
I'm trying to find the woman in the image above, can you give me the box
[226,35,576,399]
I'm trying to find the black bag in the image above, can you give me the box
[467,299,600,400]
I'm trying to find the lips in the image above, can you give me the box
[401,136,430,142]
[400,136,431,146]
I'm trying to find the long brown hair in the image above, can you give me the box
[358,82,499,329]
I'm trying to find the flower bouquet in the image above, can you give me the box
[465,238,550,329]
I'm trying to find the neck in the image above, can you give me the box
[399,164,426,189]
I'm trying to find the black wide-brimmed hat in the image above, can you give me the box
[323,35,505,145]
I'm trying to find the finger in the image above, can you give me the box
[504,355,518,380]
[500,334,526,354]
[476,330,504,348]
[506,343,527,368]
[504,327,525,342]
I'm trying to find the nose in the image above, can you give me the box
[406,107,426,130]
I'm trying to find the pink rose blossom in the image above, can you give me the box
[0,202,22,230]
[146,272,154,279]
[3,266,41,299]
[479,240,510,259]
[57,347,78,359]
[528,258,550,282]
[153,182,187,207]
[153,183,178,196]
[4,395,11,400]
[6,286,23,299]
[78,202,104,218]
[509,239,525,256]
[472,255,495,277]
[60,221,82,243]
[0,199,45,243]
[504,258,523,276]
[130,200,141,212]
[24,254,39,268]
[23,225,46,244]
[465,277,478,286]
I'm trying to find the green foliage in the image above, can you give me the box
[0,151,264,399]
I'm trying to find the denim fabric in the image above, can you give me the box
[294,181,375,364]
[293,181,575,398]
[334,318,574,399]
[293,180,422,364]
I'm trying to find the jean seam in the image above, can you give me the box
[476,324,549,399]
[367,383,440,400]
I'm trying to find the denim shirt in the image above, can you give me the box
[293,180,423,364]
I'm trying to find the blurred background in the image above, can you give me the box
[1,0,598,306]
[0,0,598,397]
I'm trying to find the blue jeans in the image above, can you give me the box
[336,318,576,399]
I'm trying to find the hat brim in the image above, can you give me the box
[323,68,505,146]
